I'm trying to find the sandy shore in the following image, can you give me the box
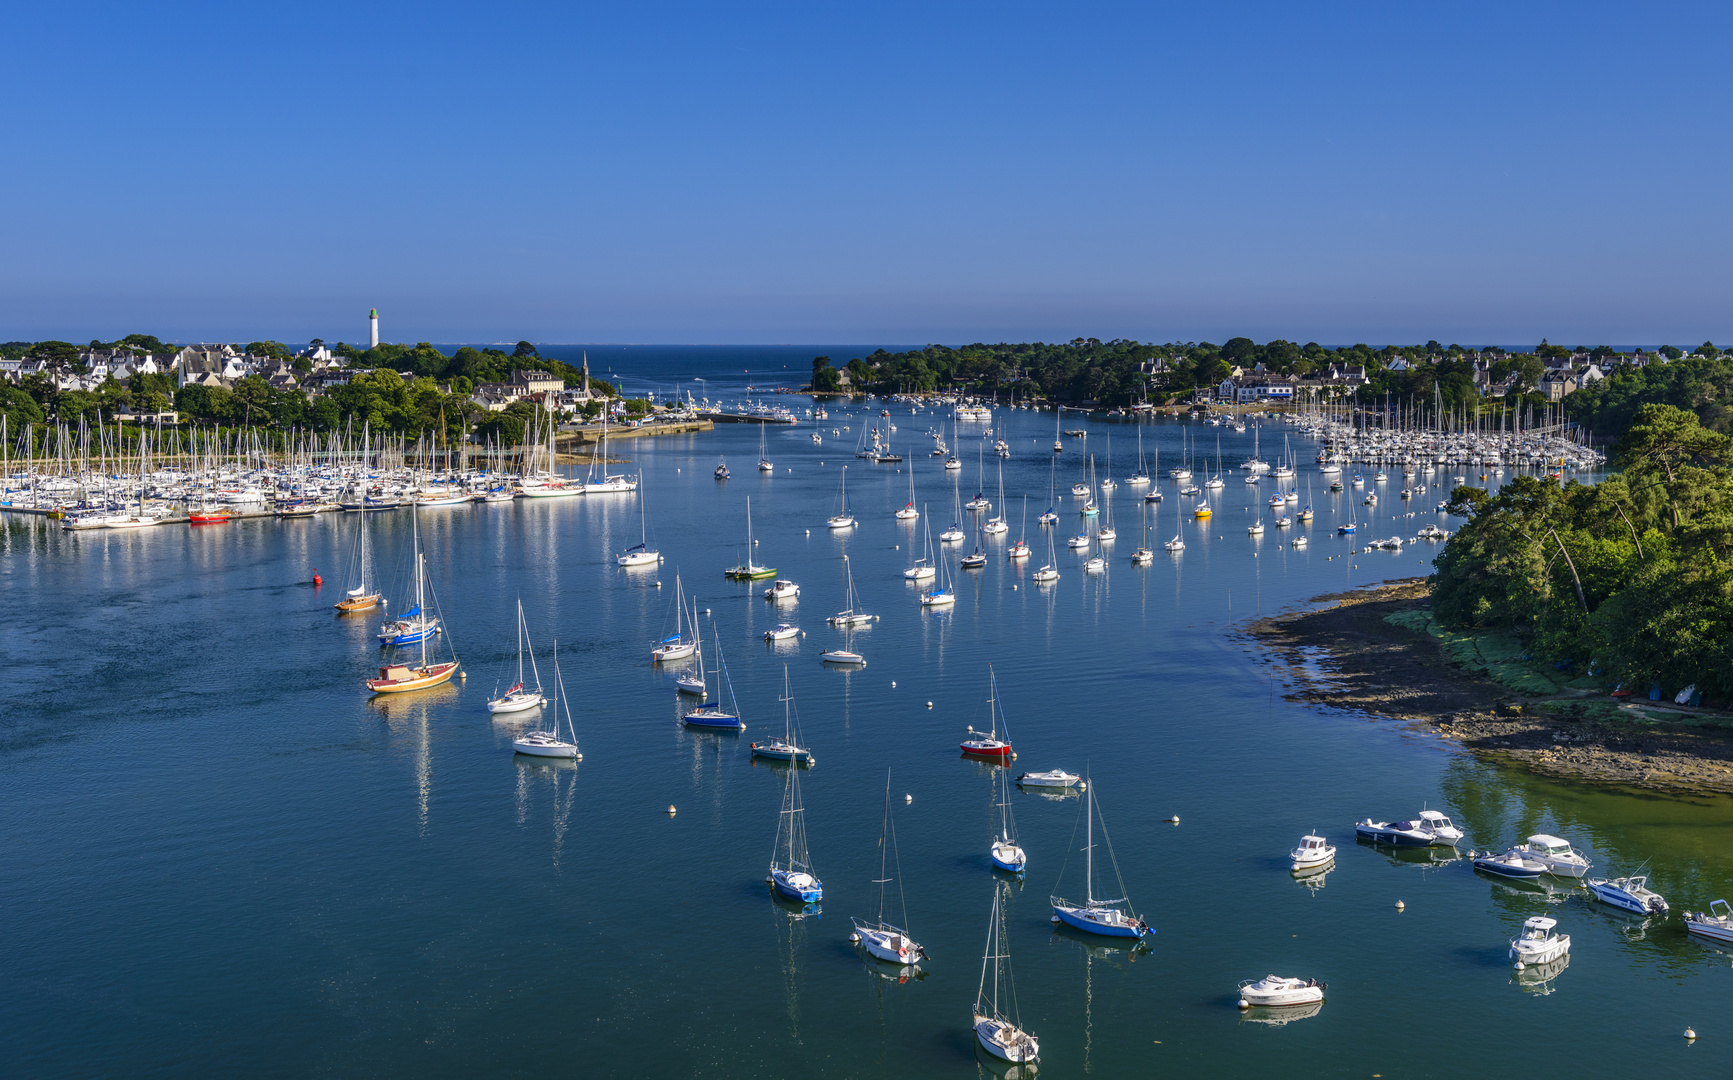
[1252,579,1733,797]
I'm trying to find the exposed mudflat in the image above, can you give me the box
[1252,579,1733,797]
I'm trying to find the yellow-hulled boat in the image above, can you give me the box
[335,591,383,613]
[1194,503,1212,519]
[368,660,460,694]
[365,504,460,696]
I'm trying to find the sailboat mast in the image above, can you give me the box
[415,509,427,670]
[1085,782,1094,906]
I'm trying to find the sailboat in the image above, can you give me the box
[988,699,1027,872]
[367,508,461,693]
[819,619,867,665]
[961,667,1013,756]
[683,620,746,730]
[828,555,877,625]
[1053,407,1063,453]
[1033,523,1061,583]
[1038,457,1060,526]
[1099,434,1116,491]
[904,514,938,580]
[725,497,777,579]
[651,575,699,661]
[1095,457,1116,542]
[826,466,856,529]
[616,475,661,566]
[767,711,822,902]
[982,460,1008,534]
[966,443,992,512]
[1050,779,1151,939]
[511,643,580,758]
[751,666,815,765]
[335,512,384,612]
[1131,498,1154,564]
[920,546,957,606]
[674,596,708,696]
[1007,496,1031,559]
[585,408,639,492]
[377,510,442,646]
[974,881,1039,1065]
[757,423,773,472]
[851,770,927,965]
[1126,425,1150,485]
[940,479,966,543]
[895,460,920,520]
[487,599,547,713]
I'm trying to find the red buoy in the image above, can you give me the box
[312,569,323,587]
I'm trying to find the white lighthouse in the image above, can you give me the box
[369,308,379,349]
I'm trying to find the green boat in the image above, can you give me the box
[725,497,778,580]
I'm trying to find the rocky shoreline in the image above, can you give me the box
[1252,579,1733,798]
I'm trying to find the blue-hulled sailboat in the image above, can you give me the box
[768,712,822,902]
[1050,779,1150,939]
[683,619,745,731]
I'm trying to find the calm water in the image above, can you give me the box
[3,408,1730,1079]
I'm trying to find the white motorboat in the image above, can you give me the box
[1585,875,1669,915]
[764,623,800,641]
[1414,810,1464,845]
[1509,916,1570,968]
[487,599,547,714]
[1517,834,1592,878]
[1016,770,1081,788]
[1237,975,1326,1009]
[1684,899,1733,944]
[1290,834,1336,871]
[764,579,801,601]
[1474,848,1548,879]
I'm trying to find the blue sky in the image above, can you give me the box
[2,2,1729,346]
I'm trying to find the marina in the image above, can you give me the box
[2,391,1728,1078]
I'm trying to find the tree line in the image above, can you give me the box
[1431,403,1733,703]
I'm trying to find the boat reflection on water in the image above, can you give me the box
[860,953,927,984]
[1480,871,1575,905]
[1357,835,1464,869]
[972,1049,1038,1079]
[771,890,821,921]
[1050,919,1150,958]
[1513,952,1570,995]
[366,680,460,719]
[1292,862,1332,892]
[1238,1000,1324,1026]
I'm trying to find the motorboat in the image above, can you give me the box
[1517,834,1591,878]
[764,623,800,641]
[1684,899,1733,944]
[764,579,801,601]
[1355,818,1442,847]
[1414,810,1464,845]
[1017,770,1080,788]
[1474,848,1548,879]
[1237,975,1325,1009]
[1290,834,1336,871]
[1585,875,1669,916]
[1509,916,1570,967]
[714,458,730,480]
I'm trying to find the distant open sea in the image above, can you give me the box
[443,344,915,400]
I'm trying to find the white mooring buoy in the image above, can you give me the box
[667,805,677,816]
[1396,900,1406,911]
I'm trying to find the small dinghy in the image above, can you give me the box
[1509,916,1570,968]
[1290,834,1335,871]
[1517,834,1592,878]
[1474,848,1548,879]
[1016,770,1081,789]
[1586,875,1668,916]
[1683,899,1733,944]
[1237,975,1325,1009]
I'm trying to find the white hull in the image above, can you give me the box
[1510,937,1570,966]
[618,552,660,566]
[487,692,546,714]
[974,1016,1039,1064]
[513,735,580,758]
[653,642,698,661]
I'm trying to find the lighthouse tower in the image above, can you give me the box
[369,308,379,349]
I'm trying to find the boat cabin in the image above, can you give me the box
[378,665,414,682]
[1297,835,1329,852]
[1525,835,1574,857]
[1518,916,1559,942]
[1418,811,1456,830]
